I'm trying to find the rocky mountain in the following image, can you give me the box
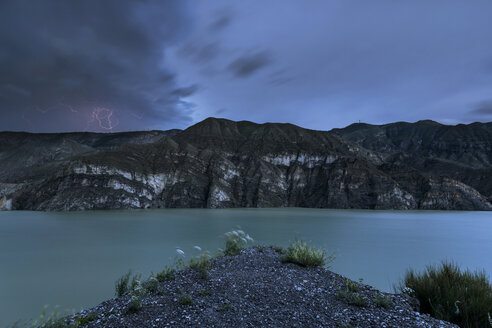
[0,129,181,183]
[0,118,491,211]
[331,120,492,204]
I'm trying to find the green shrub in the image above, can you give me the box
[346,279,360,292]
[142,276,159,294]
[156,267,175,282]
[37,318,68,328]
[178,293,193,305]
[129,273,142,291]
[36,315,66,328]
[336,289,368,307]
[224,230,253,256]
[132,282,147,298]
[281,240,333,267]
[271,245,285,254]
[115,271,132,297]
[25,306,98,328]
[126,295,142,314]
[114,271,142,297]
[32,306,69,328]
[401,261,492,328]
[199,289,211,297]
[188,252,212,279]
[374,293,393,309]
[72,312,97,326]
[123,281,148,315]
[217,301,234,312]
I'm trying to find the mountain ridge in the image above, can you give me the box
[331,119,492,200]
[0,117,490,211]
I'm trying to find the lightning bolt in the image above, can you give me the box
[30,100,78,116]
[89,107,119,132]
[21,102,119,132]
[58,100,78,113]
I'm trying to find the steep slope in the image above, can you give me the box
[1,118,490,211]
[331,120,492,200]
[58,247,458,328]
[0,130,180,182]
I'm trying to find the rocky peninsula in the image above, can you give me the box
[56,247,457,328]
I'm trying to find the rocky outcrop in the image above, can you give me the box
[60,247,458,328]
[1,118,491,211]
[0,195,12,210]
[0,183,22,210]
[331,120,492,200]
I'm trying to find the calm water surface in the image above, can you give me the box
[0,208,491,326]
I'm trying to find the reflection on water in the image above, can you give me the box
[0,208,490,326]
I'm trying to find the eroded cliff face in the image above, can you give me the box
[331,120,492,201]
[1,118,491,211]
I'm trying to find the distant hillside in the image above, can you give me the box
[0,118,490,211]
[331,120,492,202]
[0,130,181,183]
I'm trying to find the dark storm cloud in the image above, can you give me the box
[209,11,233,32]
[172,85,199,98]
[4,1,492,133]
[471,101,492,116]
[179,42,221,64]
[177,10,234,67]
[0,0,193,132]
[169,1,492,129]
[228,52,272,78]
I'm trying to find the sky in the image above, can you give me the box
[1,0,492,133]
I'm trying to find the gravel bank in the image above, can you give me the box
[68,247,458,328]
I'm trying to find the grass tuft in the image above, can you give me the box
[199,289,211,297]
[178,293,194,306]
[281,240,333,268]
[337,322,358,328]
[217,301,234,312]
[336,289,368,307]
[142,276,159,294]
[156,267,175,282]
[31,306,80,328]
[400,261,492,328]
[19,306,98,328]
[114,271,132,297]
[126,295,142,314]
[129,273,142,291]
[271,245,285,254]
[114,271,142,297]
[374,293,393,309]
[224,230,253,256]
[346,279,360,292]
[188,252,212,279]
[35,306,66,328]
[73,312,97,326]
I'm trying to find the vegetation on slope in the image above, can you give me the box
[400,262,492,328]
[14,230,490,328]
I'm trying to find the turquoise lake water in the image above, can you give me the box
[0,208,491,327]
